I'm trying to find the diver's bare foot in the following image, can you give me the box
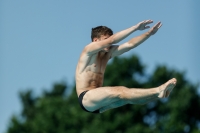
[158,78,177,98]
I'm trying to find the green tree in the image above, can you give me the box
[6,55,200,133]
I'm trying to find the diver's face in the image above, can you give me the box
[95,34,111,52]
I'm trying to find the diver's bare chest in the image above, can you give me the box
[87,53,110,73]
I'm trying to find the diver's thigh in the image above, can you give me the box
[83,86,128,111]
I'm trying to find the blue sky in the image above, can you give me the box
[0,1,199,132]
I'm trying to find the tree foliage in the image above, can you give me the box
[6,55,200,133]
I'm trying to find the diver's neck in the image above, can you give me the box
[99,51,107,57]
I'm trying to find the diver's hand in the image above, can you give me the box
[148,21,162,35]
[136,20,153,30]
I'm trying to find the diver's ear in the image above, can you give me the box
[93,38,98,42]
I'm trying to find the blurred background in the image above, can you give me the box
[0,1,200,133]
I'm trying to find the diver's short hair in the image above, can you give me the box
[91,26,113,41]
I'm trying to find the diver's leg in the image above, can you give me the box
[83,78,177,112]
